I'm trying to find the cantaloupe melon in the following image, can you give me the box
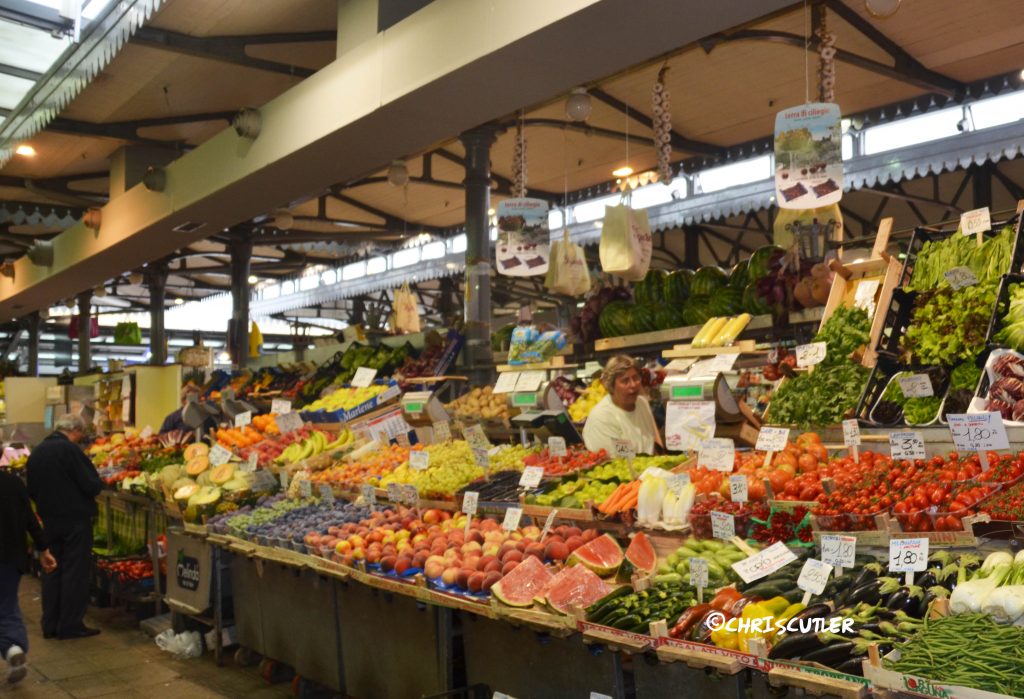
[159,464,183,489]
[171,476,197,491]
[196,471,212,486]
[173,483,200,505]
[210,462,234,485]
[184,443,209,460]
[185,455,210,476]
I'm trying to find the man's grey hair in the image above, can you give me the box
[55,413,86,433]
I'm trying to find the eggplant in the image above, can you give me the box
[915,570,938,589]
[800,641,856,666]
[768,632,830,660]
[885,588,909,611]
[845,580,883,606]
[835,657,866,677]
[788,603,832,625]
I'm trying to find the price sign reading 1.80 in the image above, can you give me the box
[889,538,929,573]
[820,534,856,569]
[947,412,1010,452]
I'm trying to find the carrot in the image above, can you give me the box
[599,483,628,513]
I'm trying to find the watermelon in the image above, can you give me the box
[729,260,749,290]
[667,269,693,302]
[634,270,666,305]
[690,267,728,296]
[567,533,623,577]
[743,282,772,315]
[747,245,785,281]
[709,287,742,316]
[491,555,554,607]
[653,306,681,331]
[681,297,713,327]
[599,301,634,337]
[543,564,613,614]
[632,304,659,334]
[623,531,657,576]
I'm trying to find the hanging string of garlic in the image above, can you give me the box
[512,113,527,198]
[652,65,673,184]
[817,9,836,103]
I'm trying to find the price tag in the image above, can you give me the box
[402,484,419,508]
[541,509,558,540]
[795,342,827,368]
[897,374,933,398]
[710,511,735,540]
[432,420,451,442]
[271,399,292,415]
[409,450,430,471]
[820,534,857,569]
[947,412,1010,452]
[493,372,519,394]
[234,411,252,428]
[613,439,636,461]
[755,427,790,453]
[279,471,290,490]
[687,354,738,379]
[386,482,403,503]
[960,206,991,236]
[462,491,479,515]
[665,358,696,374]
[842,419,861,447]
[464,423,490,451]
[298,479,312,498]
[351,367,378,388]
[319,484,334,504]
[889,538,929,573]
[944,266,979,290]
[729,474,748,503]
[664,401,716,452]
[515,371,545,393]
[139,425,153,440]
[240,452,258,473]
[502,507,523,531]
[548,436,567,457]
[361,483,376,507]
[731,541,799,584]
[209,444,231,466]
[698,438,735,472]
[689,557,709,588]
[519,466,545,488]
[275,411,304,434]
[472,447,490,471]
[854,279,880,312]
[666,472,690,495]
[797,558,832,596]
[889,431,926,460]
[251,470,277,492]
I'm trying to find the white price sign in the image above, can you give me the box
[279,471,290,489]
[319,484,334,504]
[409,450,430,471]
[613,439,636,461]
[797,558,832,596]
[689,557,709,588]
[731,541,799,584]
[898,374,933,398]
[960,206,991,236]
[386,482,403,503]
[361,483,376,507]
[209,444,231,466]
[854,279,880,312]
[842,419,861,447]
[699,438,735,472]
[271,399,292,415]
[947,412,1010,452]
[729,474,748,503]
[687,354,738,379]
[541,510,558,540]
[519,466,545,488]
[299,479,312,498]
[351,367,378,388]
[548,436,567,457]
[889,537,929,573]
[502,507,523,531]
[234,411,252,428]
[889,431,926,460]
[139,425,153,440]
[515,371,546,393]
[795,342,827,368]
[432,421,452,442]
[275,411,304,434]
[944,266,979,290]
[402,484,419,507]
[820,534,857,569]
[493,372,519,394]
[462,491,479,515]
[240,452,258,473]
[464,423,490,451]
[755,427,790,453]
[666,472,690,495]
[710,511,735,540]
[472,447,490,470]
[664,400,716,453]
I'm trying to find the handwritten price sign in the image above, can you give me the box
[502,507,523,531]
[409,450,430,471]
[897,374,933,398]
[756,427,790,453]
[710,511,735,540]
[889,431,926,460]
[889,538,929,573]
[698,438,735,472]
[729,474,748,503]
[842,419,861,447]
[519,466,545,488]
[944,266,979,290]
[797,558,832,595]
[820,534,856,569]
[947,412,1010,452]
[795,342,827,368]
[462,491,479,515]
[731,541,798,584]
[689,558,709,588]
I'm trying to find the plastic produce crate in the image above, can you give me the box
[984,273,1024,349]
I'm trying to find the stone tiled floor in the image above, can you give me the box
[4,575,293,698]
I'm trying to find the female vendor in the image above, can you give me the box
[582,354,662,455]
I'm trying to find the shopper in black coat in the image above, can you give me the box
[0,469,56,684]
[26,414,102,640]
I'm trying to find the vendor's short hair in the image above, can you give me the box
[181,384,200,401]
[600,354,639,393]
[55,414,86,432]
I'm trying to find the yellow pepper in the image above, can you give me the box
[710,624,739,650]
[737,602,773,653]
[760,596,791,616]
[771,602,806,644]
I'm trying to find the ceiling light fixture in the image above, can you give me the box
[864,0,900,17]
[247,274,258,284]
[128,272,144,285]
[174,297,184,305]
[387,160,409,187]
[565,88,593,122]
[273,209,294,231]
[232,107,262,140]
[612,166,634,178]
[14,144,35,157]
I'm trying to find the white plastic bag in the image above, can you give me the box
[393,282,421,334]
[599,195,652,281]
[155,629,203,658]
[546,229,591,296]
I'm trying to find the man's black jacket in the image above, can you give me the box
[26,432,103,522]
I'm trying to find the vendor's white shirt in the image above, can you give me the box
[582,395,657,456]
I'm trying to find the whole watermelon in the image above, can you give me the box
[632,304,659,334]
[599,301,634,337]
[653,305,683,330]
[690,267,728,296]
[729,260,749,290]
[742,282,772,315]
[747,245,785,281]
[709,287,742,316]
[667,269,693,303]
[681,297,713,326]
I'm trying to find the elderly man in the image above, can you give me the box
[26,414,103,640]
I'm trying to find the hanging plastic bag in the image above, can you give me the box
[113,322,142,345]
[68,315,100,340]
[393,283,421,334]
[547,229,592,297]
[599,192,652,281]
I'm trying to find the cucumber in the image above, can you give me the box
[783,588,805,604]
[701,540,725,552]
[586,585,631,617]
[676,547,700,559]
[742,583,784,599]
[707,561,726,578]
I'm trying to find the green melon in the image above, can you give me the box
[743,282,772,315]
[667,269,693,303]
[681,297,713,326]
[690,267,728,296]
[747,246,785,281]
[729,260,749,290]
[709,287,743,316]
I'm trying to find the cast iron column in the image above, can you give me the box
[229,233,253,368]
[77,291,91,371]
[459,125,499,378]
[145,262,169,365]
[26,311,41,376]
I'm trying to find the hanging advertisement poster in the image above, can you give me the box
[496,198,550,276]
[774,103,843,209]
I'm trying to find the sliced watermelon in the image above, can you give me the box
[623,531,657,576]
[544,564,613,615]
[567,533,623,577]
[490,555,554,608]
